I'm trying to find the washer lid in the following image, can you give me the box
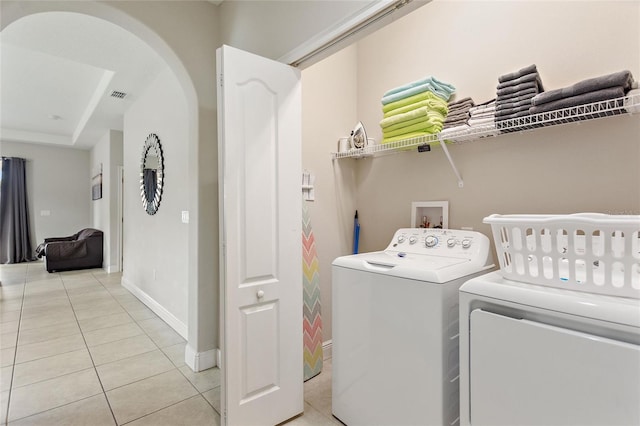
[460,271,640,328]
[332,251,490,283]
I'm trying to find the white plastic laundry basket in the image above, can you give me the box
[484,213,640,299]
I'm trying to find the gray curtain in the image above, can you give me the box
[0,157,36,264]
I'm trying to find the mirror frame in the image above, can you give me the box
[140,133,164,215]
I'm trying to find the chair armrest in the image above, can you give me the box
[44,236,75,243]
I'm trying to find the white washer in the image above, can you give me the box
[332,228,493,426]
[459,271,640,426]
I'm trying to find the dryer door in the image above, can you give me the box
[469,309,640,426]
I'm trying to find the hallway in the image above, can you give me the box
[0,263,336,425]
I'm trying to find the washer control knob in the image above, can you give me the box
[461,239,471,249]
[447,238,456,247]
[425,235,438,247]
[409,236,418,245]
[397,235,406,244]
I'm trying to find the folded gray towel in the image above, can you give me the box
[445,111,470,121]
[498,64,538,83]
[443,119,469,129]
[496,96,535,110]
[495,110,532,121]
[529,86,626,114]
[445,119,469,128]
[448,103,474,113]
[496,88,538,103]
[531,70,633,106]
[497,72,544,91]
[448,105,473,116]
[497,81,542,97]
[448,97,474,107]
[495,104,532,117]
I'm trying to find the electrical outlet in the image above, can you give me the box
[40,210,50,216]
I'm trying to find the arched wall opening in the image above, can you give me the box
[1,1,220,371]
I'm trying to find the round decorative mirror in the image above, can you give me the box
[140,133,164,215]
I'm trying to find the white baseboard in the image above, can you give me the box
[185,344,218,372]
[105,264,120,274]
[323,339,332,360]
[121,277,187,339]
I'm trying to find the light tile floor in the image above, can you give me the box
[0,262,337,425]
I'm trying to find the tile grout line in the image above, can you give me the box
[3,265,29,426]
[94,271,222,422]
[5,268,213,425]
[61,270,119,426]
[88,271,212,424]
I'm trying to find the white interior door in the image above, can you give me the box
[217,44,303,426]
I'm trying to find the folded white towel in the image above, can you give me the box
[468,117,495,126]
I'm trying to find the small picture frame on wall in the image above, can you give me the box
[411,201,449,229]
[91,164,102,201]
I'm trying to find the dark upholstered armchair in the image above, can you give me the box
[39,228,103,272]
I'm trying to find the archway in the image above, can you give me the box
[1,0,219,371]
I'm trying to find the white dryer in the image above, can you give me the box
[459,271,640,426]
[332,228,493,426]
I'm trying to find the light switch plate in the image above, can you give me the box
[181,211,189,223]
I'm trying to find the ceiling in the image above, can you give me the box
[1,11,168,150]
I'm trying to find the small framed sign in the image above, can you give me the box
[92,164,102,201]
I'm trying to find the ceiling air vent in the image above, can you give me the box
[110,90,127,99]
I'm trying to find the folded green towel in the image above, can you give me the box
[382,130,442,145]
[383,91,449,115]
[382,115,429,133]
[382,113,445,133]
[382,120,443,138]
[380,106,432,128]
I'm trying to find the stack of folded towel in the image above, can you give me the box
[494,64,544,129]
[529,70,635,115]
[380,76,455,144]
[468,99,498,135]
[443,97,474,129]
[441,99,497,141]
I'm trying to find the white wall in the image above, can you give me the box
[90,130,123,272]
[122,67,189,334]
[1,141,91,247]
[302,0,640,343]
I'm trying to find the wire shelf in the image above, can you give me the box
[331,92,640,159]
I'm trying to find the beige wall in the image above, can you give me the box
[354,0,640,253]
[303,0,640,343]
[219,1,374,61]
[301,44,359,346]
[90,130,123,273]
[123,67,190,335]
[1,0,220,369]
[1,141,91,248]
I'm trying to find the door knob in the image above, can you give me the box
[257,290,265,299]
